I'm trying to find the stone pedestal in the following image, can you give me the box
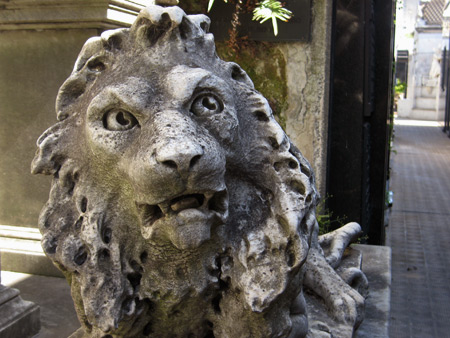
[0,285,40,338]
[0,225,63,277]
[0,254,40,338]
[354,244,392,338]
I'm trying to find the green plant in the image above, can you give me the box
[252,0,292,36]
[207,0,292,36]
[316,196,347,235]
[395,81,406,94]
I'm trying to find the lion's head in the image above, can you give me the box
[32,6,318,337]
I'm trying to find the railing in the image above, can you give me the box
[443,46,450,137]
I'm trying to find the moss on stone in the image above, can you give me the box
[177,0,208,14]
[215,41,288,130]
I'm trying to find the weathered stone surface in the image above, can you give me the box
[280,0,333,197]
[32,5,366,337]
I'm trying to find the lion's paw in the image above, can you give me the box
[327,281,365,325]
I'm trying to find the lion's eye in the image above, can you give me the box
[103,109,139,131]
[190,94,222,116]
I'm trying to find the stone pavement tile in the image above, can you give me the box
[387,120,450,338]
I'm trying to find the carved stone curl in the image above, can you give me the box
[32,5,366,337]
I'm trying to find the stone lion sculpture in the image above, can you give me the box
[32,5,366,338]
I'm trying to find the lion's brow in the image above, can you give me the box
[88,80,153,116]
[165,66,222,102]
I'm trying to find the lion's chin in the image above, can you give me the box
[137,190,228,250]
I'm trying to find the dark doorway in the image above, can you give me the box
[396,50,409,97]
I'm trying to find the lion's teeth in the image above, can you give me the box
[158,202,170,214]
[170,196,200,212]
[204,192,214,199]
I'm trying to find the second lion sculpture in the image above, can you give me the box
[32,5,365,338]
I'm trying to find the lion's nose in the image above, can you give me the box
[156,141,204,175]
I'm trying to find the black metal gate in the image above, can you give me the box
[443,42,450,136]
[326,0,395,245]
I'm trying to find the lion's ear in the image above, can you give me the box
[227,63,254,89]
[55,76,87,121]
[188,14,210,33]
[31,123,66,176]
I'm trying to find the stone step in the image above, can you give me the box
[415,97,445,110]
[415,86,439,98]
[410,108,445,121]
[0,225,63,278]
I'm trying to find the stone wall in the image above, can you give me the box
[281,0,332,196]
[0,1,147,228]
[0,29,99,227]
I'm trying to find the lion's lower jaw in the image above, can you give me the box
[138,190,229,250]
[141,209,226,249]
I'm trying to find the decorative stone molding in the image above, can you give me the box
[0,0,150,30]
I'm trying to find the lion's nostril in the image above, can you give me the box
[162,160,178,169]
[155,137,205,175]
[189,154,201,169]
[157,143,204,174]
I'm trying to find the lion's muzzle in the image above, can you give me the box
[121,109,228,249]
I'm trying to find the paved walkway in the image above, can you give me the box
[386,119,450,338]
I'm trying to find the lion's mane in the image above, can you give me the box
[32,6,318,337]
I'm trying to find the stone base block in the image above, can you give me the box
[354,244,391,338]
[0,284,40,338]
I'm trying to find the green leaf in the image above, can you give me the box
[207,0,215,12]
[207,0,228,12]
[252,0,292,36]
[272,15,278,36]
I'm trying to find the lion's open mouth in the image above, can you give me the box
[136,190,228,228]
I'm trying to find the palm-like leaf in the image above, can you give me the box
[207,0,228,12]
[206,0,292,36]
[252,0,292,36]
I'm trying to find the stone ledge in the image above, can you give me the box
[0,0,149,30]
[354,244,392,338]
[0,225,63,278]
